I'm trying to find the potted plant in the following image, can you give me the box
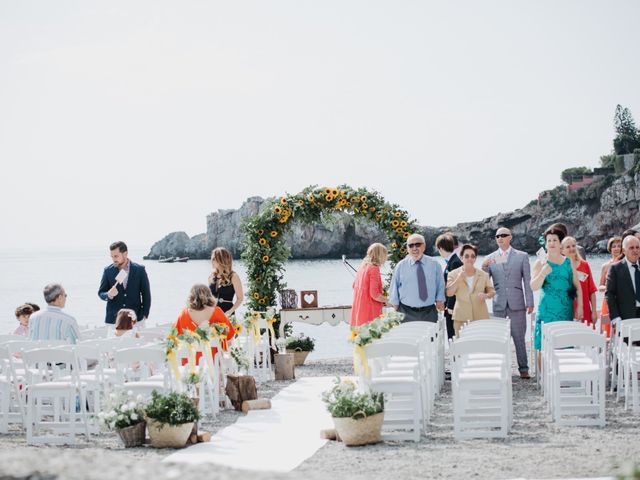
[322,377,384,446]
[145,390,201,448]
[286,333,315,366]
[98,390,147,448]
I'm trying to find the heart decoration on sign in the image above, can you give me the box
[300,290,318,308]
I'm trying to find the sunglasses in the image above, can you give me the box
[495,234,510,239]
[407,243,423,249]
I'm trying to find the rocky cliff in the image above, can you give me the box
[145,172,640,259]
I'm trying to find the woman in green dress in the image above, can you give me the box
[530,226,583,367]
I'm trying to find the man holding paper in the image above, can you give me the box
[98,241,151,325]
[482,227,534,378]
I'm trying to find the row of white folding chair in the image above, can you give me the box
[172,340,224,416]
[0,335,25,344]
[0,344,26,432]
[449,337,512,439]
[20,347,92,445]
[610,318,640,398]
[547,330,606,426]
[389,321,443,397]
[379,324,439,426]
[540,322,593,402]
[237,318,273,383]
[364,339,424,442]
[617,323,640,412]
[455,323,513,425]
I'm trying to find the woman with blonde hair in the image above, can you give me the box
[208,247,244,317]
[174,284,235,363]
[351,243,388,327]
[562,236,597,327]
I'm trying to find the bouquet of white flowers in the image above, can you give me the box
[98,390,146,430]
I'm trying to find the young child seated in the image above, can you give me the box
[114,308,139,338]
[13,303,39,336]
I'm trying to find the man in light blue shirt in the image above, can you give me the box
[29,283,80,344]
[389,233,445,322]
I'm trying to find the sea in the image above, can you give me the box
[0,247,612,360]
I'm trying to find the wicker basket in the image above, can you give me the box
[147,419,194,448]
[332,412,384,446]
[117,421,146,448]
[286,348,310,366]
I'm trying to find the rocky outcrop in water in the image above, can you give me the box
[145,172,640,259]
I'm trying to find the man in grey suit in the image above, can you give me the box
[482,227,534,378]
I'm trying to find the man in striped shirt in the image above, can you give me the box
[28,283,80,344]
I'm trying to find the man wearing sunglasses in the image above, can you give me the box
[388,233,445,322]
[482,227,534,378]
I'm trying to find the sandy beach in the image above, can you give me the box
[1,358,639,480]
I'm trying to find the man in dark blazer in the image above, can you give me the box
[98,241,151,325]
[436,233,463,340]
[606,235,640,321]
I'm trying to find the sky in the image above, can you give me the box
[1,1,639,250]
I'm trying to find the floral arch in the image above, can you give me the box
[240,185,419,315]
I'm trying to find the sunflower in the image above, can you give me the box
[350,329,359,342]
[400,220,407,227]
[360,195,367,202]
[262,255,270,263]
[392,242,398,248]
[255,276,262,283]
[297,200,304,206]
[274,206,282,214]
[324,187,332,195]
[308,195,315,203]
[362,203,368,209]
[234,324,243,335]
[331,188,338,196]
[394,211,402,217]
[279,217,287,223]
[325,194,334,202]
[253,292,260,299]
[280,197,288,205]
[259,238,267,246]
[258,299,266,305]
[270,230,278,237]
[395,227,403,234]
[391,219,400,228]
[375,214,382,220]
[257,229,264,235]
[369,207,376,213]
[403,232,410,238]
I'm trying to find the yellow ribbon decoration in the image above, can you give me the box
[201,339,216,383]
[266,319,277,349]
[353,345,370,379]
[187,343,197,374]
[249,319,261,346]
[166,349,182,381]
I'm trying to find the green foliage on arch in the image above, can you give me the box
[240,185,419,313]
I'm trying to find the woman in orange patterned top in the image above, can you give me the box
[173,284,235,364]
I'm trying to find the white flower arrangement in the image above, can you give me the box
[98,390,146,430]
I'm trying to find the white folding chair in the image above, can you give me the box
[22,348,90,445]
[450,337,511,440]
[364,340,423,442]
[112,346,168,399]
[549,331,606,426]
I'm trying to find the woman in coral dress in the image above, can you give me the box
[562,236,598,327]
[598,236,622,337]
[174,284,235,364]
[351,243,388,327]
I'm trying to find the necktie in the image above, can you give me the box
[416,261,428,301]
[634,264,640,303]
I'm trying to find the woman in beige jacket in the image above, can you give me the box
[446,244,496,336]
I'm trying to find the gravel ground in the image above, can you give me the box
[0,359,638,480]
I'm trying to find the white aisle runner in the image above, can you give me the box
[163,376,334,472]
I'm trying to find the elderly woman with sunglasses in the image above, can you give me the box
[446,244,496,336]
